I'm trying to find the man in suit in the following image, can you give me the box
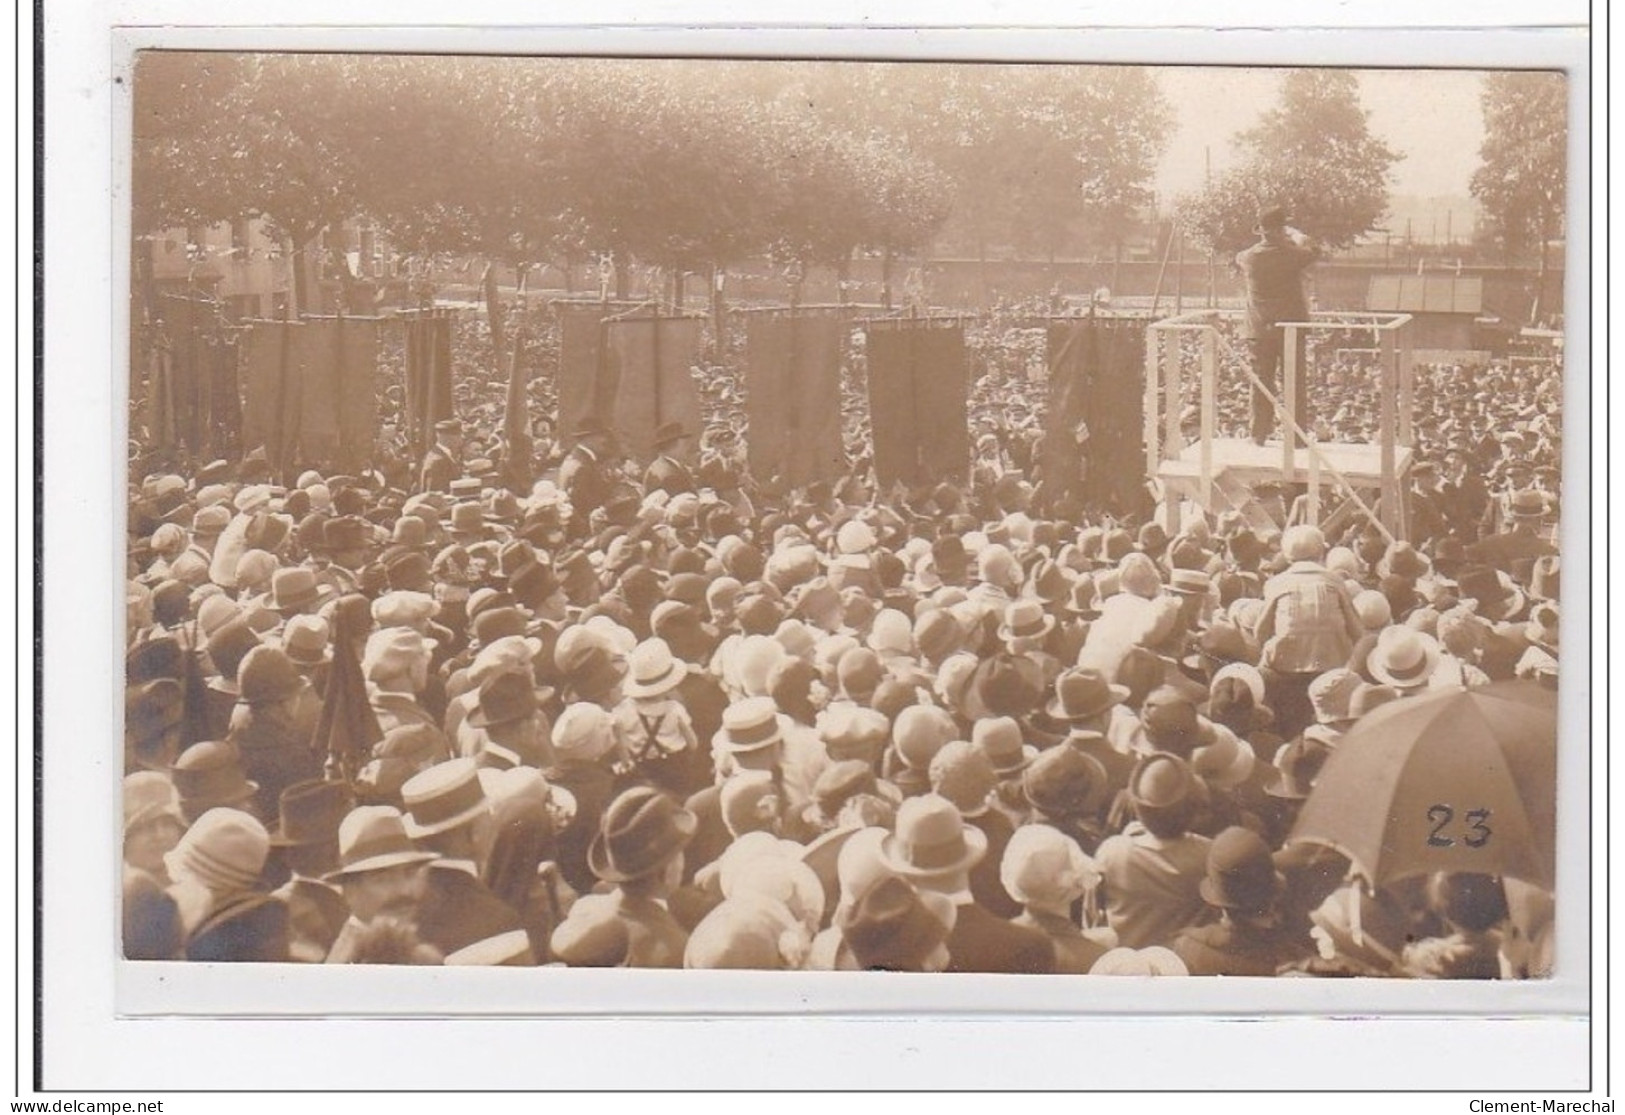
[551,786,698,968]
[399,759,537,964]
[267,779,354,963]
[323,805,438,963]
[559,418,617,540]
[1235,206,1320,446]
[643,421,696,496]
[418,418,464,495]
[881,794,1055,975]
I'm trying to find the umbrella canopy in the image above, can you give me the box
[1289,681,1557,889]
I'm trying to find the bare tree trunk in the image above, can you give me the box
[710,265,726,360]
[482,261,507,376]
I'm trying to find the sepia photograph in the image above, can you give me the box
[119,50,1571,985]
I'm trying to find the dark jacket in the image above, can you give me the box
[1172,916,1312,976]
[186,891,290,963]
[945,902,1057,975]
[1235,236,1319,339]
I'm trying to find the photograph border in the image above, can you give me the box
[33,4,1601,1094]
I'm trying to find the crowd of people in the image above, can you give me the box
[123,306,1563,976]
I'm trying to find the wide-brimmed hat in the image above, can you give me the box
[1167,568,1211,598]
[1198,826,1284,913]
[838,875,956,971]
[322,515,371,553]
[880,793,987,878]
[624,638,690,699]
[998,598,1055,643]
[1263,734,1333,800]
[269,779,354,847]
[277,614,332,667]
[325,806,440,881]
[715,696,786,755]
[1366,627,1442,691]
[965,652,1044,720]
[1021,745,1110,819]
[466,671,539,730]
[588,786,698,883]
[1047,668,1130,723]
[400,758,489,838]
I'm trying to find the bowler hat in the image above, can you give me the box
[1199,826,1284,913]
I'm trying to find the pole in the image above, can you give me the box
[1174,226,1186,316]
[1148,219,1176,318]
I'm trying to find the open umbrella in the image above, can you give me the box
[1289,681,1557,889]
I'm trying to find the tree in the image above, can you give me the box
[1180,70,1401,255]
[130,51,251,235]
[1470,71,1567,266]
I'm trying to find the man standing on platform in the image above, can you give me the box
[1237,207,1321,447]
[418,418,464,494]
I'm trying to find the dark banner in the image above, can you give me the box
[240,318,380,471]
[605,316,704,463]
[865,320,968,487]
[1044,317,1147,514]
[147,295,240,457]
[745,314,846,489]
[555,305,611,451]
[403,311,454,452]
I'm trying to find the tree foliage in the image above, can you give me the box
[1180,70,1401,255]
[1470,71,1567,260]
[131,53,1177,290]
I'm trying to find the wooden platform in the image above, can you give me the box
[1157,437,1413,489]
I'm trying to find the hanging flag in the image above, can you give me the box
[606,315,704,463]
[502,324,534,493]
[746,313,846,489]
[865,319,969,487]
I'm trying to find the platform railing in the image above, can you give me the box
[1145,309,1414,541]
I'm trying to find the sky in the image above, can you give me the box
[1152,67,1491,202]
